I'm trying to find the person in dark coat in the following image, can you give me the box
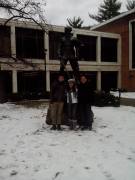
[50,74,65,130]
[78,75,94,130]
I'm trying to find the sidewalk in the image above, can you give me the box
[121,98,135,107]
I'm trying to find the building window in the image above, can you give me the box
[0,26,11,57]
[131,22,135,68]
[77,35,97,61]
[0,71,12,94]
[16,28,45,59]
[17,71,46,94]
[101,71,118,92]
[101,37,118,62]
[49,31,64,60]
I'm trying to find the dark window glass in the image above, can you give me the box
[0,26,11,57]
[77,35,97,61]
[132,22,135,68]
[0,71,12,98]
[49,31,64,60]
[101,37,118,62]
[50,71,62,86]
[16,28,44,59]
[101,71,118,92]
[17,71,46,93]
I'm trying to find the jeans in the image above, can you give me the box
[67,103,77,120]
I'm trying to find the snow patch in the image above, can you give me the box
[0,103,135,180]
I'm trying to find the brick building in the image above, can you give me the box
[91,9,135,91]
[0,18,121,101]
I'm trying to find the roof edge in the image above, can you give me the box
[91,8,135,30]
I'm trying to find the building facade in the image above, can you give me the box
[0,18,121,100]
[91,9,135,91]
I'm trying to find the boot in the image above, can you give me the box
[69,119,73,130]
[57,125,62,131]
[50,125,56,130]
[89,125,92,131]
[81,126,88,130]
[68,119,73,130]
[72,120,77,130]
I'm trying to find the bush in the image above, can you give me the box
[94,91,120,107]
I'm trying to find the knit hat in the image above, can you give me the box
[68,78,76,83]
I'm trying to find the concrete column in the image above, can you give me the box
[46,70,50,92]
[12,70,18,93]
[118,71,121,89]
[73,29,77,38]
[97,36,101,63]
[129,22,132,70]
[44,32,49,63]
[97,71,101,91]
[44,32,50,92]
[117,37,122,65]
[11,25,16,58]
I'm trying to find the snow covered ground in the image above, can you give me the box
[0,103,135,180]
[111,92,135,99]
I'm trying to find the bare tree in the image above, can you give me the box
[0,0,49,68]
[0,0,48,31]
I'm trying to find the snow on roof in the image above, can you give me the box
[91,8,135,30]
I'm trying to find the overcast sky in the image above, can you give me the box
[45,0,128,26]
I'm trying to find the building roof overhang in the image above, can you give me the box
[91,8,135,30]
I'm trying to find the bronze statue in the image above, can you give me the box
[58,27,80,80]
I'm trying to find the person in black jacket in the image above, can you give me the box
[50,74,65,130]
[78,75,94,130]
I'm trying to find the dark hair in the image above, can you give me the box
[80,74,88,79]
[67,81,77,98]
[67,81,77,92]
[58,73,65,78]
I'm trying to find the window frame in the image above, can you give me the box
[77,34,97,62]
[15,27,45,59]
[101,37,118,63]
[0,25,11,58]
[129,19,135,70]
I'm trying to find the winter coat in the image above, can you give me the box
[78,82,94,105]
[66,90,78,104]
[50,80,65,102]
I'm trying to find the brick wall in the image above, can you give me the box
[94,13,135,91]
